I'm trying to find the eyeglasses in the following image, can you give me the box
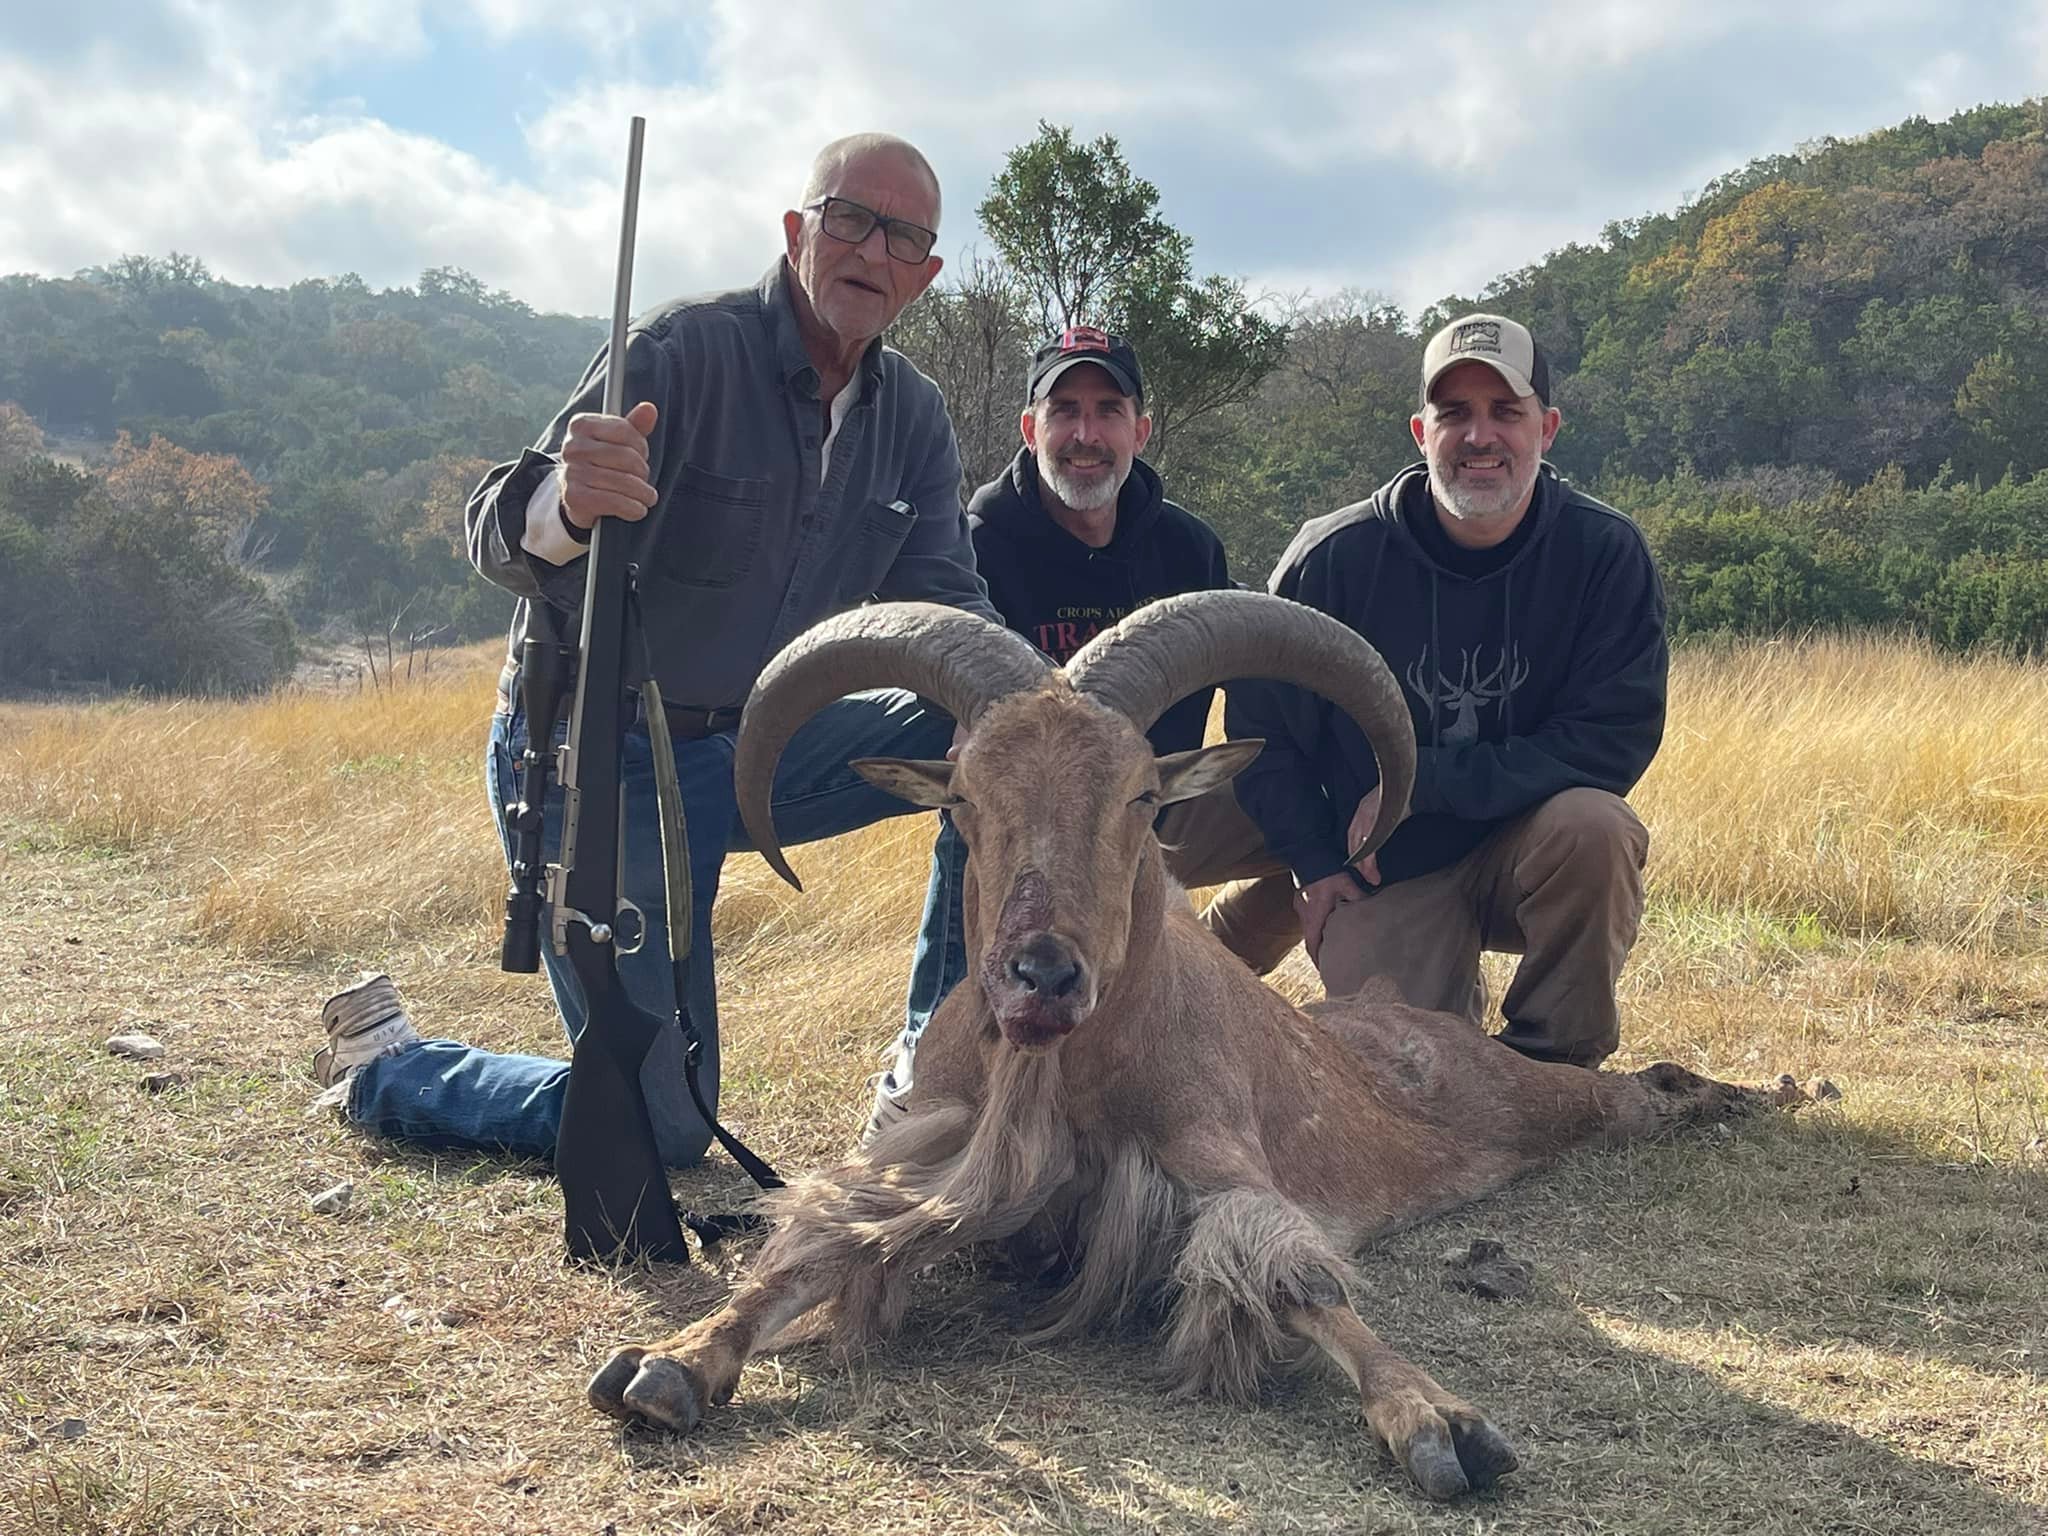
[805,196,939,264]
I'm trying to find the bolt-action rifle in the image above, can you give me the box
[496,116,691,1264]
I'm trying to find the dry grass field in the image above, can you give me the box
[1,634,2044,1534]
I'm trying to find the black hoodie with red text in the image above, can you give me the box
[967,447,1232,756]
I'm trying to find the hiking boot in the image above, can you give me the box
[311,972,421,1090]
[858,1048,916,1150]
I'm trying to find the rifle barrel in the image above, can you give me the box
[602,118,646,419]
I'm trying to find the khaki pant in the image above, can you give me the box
[1196,788,1649,1068]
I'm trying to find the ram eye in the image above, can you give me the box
[1129,789,1160,808]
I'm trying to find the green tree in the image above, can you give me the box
[0,450,293,693]
[0,400,45,471]
[1926,553,2048,652]
[979,123,1179,334]
[890,254,1035,490]
[977,123,1287,461]
[1956,347,2048,480]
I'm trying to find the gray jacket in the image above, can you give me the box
[466,260,996,712]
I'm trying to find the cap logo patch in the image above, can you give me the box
[1059,325,1112,353]
[1449,320,1503,357]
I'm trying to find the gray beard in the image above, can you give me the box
[1041,456,1124,514]
[1429,457,1535,525]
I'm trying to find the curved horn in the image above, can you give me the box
[734,602,1051,888]
[1064,589,1416,862]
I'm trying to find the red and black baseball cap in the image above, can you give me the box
[1026,325,1145,403]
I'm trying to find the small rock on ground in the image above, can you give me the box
[1442,1238,1535,1302]
[106,1033,166,1060]
[309,1180,353,1216]
[1761,1074,1846,1109]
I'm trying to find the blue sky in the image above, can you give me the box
[1,2,2043,319]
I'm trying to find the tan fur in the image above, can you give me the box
[1165,1188,1347,1403]
[593,686,1773,1501]
[1021,1134,1185,1343]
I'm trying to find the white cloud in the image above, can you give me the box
[2,1,2046,321]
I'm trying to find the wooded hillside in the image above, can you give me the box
[3,102,2045,692]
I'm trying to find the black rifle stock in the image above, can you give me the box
[503,115,689,1265]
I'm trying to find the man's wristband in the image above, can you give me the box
[1291,861,1372,895]
[557,501,593,546]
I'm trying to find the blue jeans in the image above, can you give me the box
[893,812,971,1100]
[345,688,951,1165]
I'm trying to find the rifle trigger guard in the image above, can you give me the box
[611,896,647,956]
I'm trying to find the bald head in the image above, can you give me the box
[800,133,942,229]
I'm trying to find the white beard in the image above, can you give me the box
[1041,456,1124,514]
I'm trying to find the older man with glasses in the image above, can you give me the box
[310,132,1002,1171]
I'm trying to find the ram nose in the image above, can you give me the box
[1008,932,1082,999]
[988,929,1091,1049]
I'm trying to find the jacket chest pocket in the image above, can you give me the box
[834,498,918,599]
[656,462,770,589]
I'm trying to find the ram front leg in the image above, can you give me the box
[589,1109,981,1433]
[1285,1297,1518,1501]
[1164,1184,1516,1503]
[587,1167,902,1433]
[589,1264,836,1433]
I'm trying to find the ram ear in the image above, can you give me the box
[849,757,958,809]
[1154,740,1264,806]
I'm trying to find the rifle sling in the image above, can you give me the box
[633,611,786,1246]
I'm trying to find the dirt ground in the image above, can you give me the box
[4,818,2045,1535]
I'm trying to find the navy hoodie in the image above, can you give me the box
[1227,462,1667,890]
[968,448,1233,757]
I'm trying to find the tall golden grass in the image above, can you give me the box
[4,633,2042,966]
[0,673,497,957]
[5,629,2042,1137]
[1636,634,2048,947]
